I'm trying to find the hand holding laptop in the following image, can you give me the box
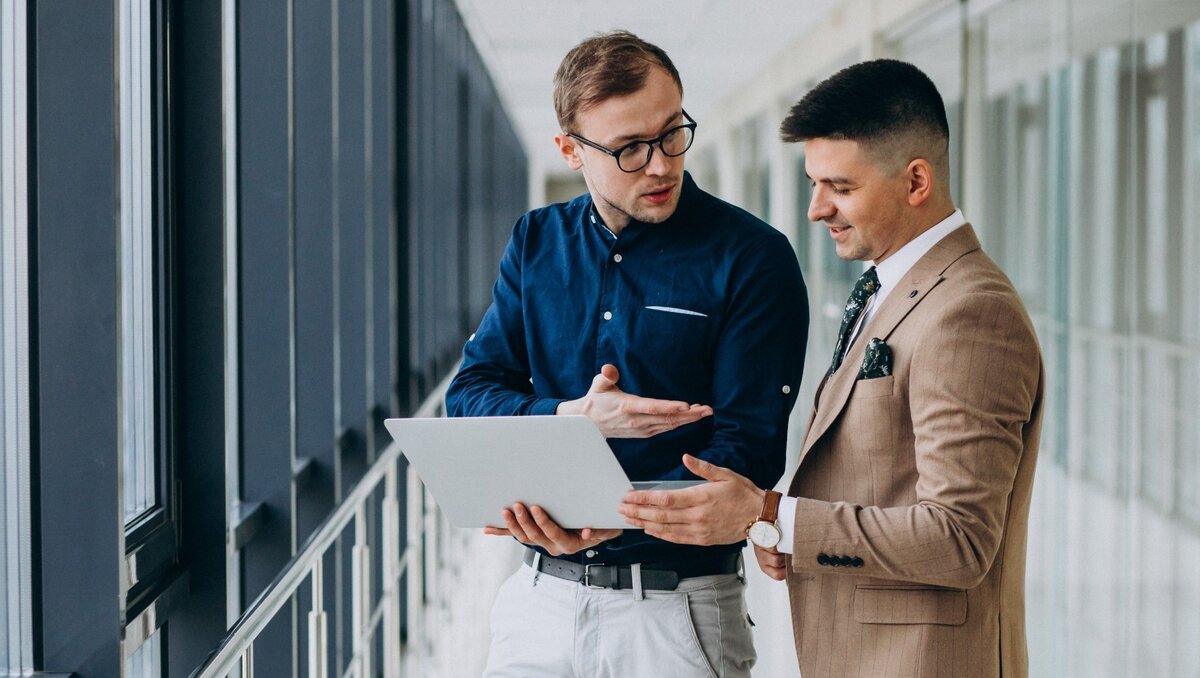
[484,502,621,557]
[384,414,708,531]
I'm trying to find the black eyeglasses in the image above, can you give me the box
[568,110,697,173]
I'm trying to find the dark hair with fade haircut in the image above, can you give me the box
[553,30,682,134]
[780,59,949,167]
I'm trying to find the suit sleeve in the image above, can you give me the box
[658,232,809,489]
[788,291,1042,589]
[444,217,565,418]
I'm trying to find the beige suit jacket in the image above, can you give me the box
[786,225,1043,678]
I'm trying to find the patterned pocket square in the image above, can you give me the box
[858,338,892,379]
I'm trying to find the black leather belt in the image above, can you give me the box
[523,550,741,591]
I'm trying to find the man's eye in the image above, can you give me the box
[832,187,851,195]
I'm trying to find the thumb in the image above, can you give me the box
[682,453,736,482]
[591,364,620,392]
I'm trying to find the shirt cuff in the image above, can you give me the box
[776,495,797,554]
[529,397,565,416]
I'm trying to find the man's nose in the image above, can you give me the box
[643,146,671,176]
[808,187,833,222]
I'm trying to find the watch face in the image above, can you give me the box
[749,521,781,549]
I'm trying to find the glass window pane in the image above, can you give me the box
[2,0,33,671]
[124,626,162,678]
[120,0,156,523]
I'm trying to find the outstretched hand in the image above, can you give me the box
[557,364,712,438]
[484,502,621,557]
[619,454,764,545]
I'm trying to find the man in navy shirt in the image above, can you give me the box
[445,30,808,677]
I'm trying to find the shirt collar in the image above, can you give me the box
[586,171,700,239]
[871,209,966,306]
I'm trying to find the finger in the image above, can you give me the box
[591,364,620,392]
[634,409,709,428]
[681,454,737,482]
[623,396,693,416]
[580,528,622,543]
[622,488,686,508]
[501,508,531,543]
[483,526,512,537]
[600,363,620,384]
[760,564,786,581]
[529,506,577,550]
[512,503,547,541]
[754,547,786,569]
[621,505,688,528]
[641,523,705,545]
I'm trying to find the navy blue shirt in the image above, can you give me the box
[445,172,809,565]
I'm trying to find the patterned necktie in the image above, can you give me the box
[829,266,879,373]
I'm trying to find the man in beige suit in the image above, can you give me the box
[621,59,1043,678]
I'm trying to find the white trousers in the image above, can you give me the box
[483,560,757,678]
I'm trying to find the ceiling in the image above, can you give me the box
[454,1,838,176]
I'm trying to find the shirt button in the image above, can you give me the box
[613,253,623,263]
[781,385,791,394]
[603,311,613,321]
[585,550,597,558]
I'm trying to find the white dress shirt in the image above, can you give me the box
[774,210,967,554]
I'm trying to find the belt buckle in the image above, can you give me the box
[582,564,607,589]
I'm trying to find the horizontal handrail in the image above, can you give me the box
[190,440,405,677]
[190,366,458,677]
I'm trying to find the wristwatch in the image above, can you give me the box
[747,490,783,549]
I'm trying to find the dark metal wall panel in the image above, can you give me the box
[371,0,396,429]
[400,0,525,409]
[235,0,295,673]
[293,0,337,544]
[336,0,369,493]
[32,1,122,674]
[166,0,230,672]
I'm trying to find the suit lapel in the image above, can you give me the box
[797,225,984,467]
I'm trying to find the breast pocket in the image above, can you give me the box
[850,374,895,399]
[634,302,719,382]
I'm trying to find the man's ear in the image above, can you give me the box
[906,158,934,207]
[555,134,584,171]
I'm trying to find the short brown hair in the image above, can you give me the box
[553,31,683,134]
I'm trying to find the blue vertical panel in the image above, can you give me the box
[293,2,336,673]
[236,0,294,673]
[337,0,368,493]
[294,0,337,543]
[370,0,394,426]
[33,1,122,674]
[335,0,367,670]
[167,0,232,672]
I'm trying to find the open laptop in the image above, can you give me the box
[383,415,700,529]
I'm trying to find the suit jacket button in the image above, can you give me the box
[852,557,864,568]
[839,555,854,567]
[817,553,830,566]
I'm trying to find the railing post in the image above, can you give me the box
[352,503,371,677]
[405,463,424,676]
[382,461,401,677]
[240,644,253,678]
[308,560,327,678]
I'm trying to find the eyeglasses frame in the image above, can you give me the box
[566,109,697,173]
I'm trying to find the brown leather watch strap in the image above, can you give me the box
[759,490,782,523]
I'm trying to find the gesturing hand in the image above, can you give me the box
[483,502,621,557]
[556,364,712,438]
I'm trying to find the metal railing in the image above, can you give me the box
[191,371,456,678]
